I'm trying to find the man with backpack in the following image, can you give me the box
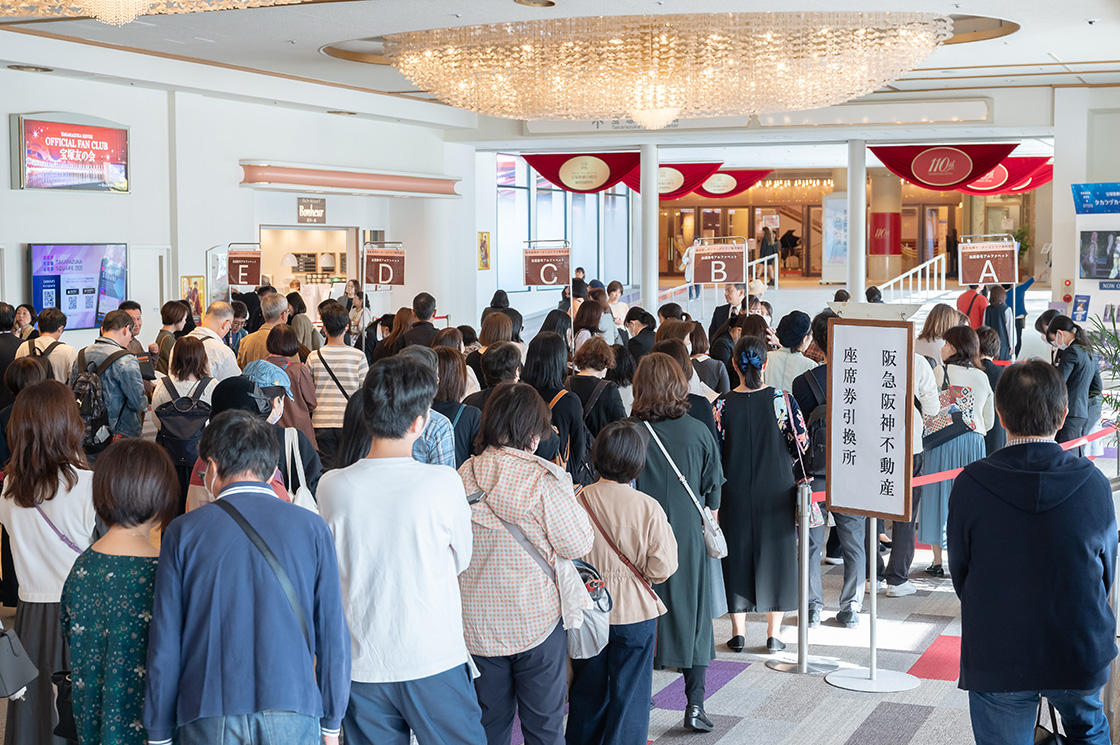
[69,309,147,443]
[15,307,76,382]
[309,302,369,469]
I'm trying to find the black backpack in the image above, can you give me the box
[29,341,63,381]
[154,377,212,466]
[72,348,132,455]
[798,368,828,477]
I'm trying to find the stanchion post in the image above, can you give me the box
[868,519,877,681]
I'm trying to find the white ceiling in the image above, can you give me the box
[3,0,1119,98]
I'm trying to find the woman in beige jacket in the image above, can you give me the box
[566,421,679,745]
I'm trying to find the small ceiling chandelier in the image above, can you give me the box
[0,0,299,26]
[385,12,953,129]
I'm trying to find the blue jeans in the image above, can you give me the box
[344,664,485,745]
[179,711,321,744]
[566,619,657,745]
[969,688,1110,745]
[807,508,866,612]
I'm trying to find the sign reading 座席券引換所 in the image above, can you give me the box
[826,318,914,522]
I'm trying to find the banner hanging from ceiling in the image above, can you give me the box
[869,144,1018,189]
[521,153,641,193]
[621,163,723,200]
[956,157,1050,196]
[1006,164,1053,194]
[691,169,773,199]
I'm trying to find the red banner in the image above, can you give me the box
[522,153,640,193]
[622,163,723,200]
[869,212,901,255]
[1007,163,1053,193]
[956,157,1050,196]
[691,169,773,199]
[21,118,129,192]
[870,144,1017,189]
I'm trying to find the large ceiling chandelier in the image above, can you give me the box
[385,12,953,129]
[0,0,299,26]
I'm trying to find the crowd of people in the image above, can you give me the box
[0,274,1111,745]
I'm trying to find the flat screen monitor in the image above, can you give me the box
[1079,230,1120,279]
[29,244,128,330]
[11,115,129,193]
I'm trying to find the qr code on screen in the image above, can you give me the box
[67,295,78,311]
[43,289,56,308]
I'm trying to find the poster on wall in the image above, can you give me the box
[478,232,491,271]
[29,243,127,329]
[1072,295,1090,323]
[821,193,848,285]
[206,248,229,306]
[13,116,129,192]
[180,276,205,323]
[1079,230,1120,279]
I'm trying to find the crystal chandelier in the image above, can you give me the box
[0,0,299,26]
[385,13,953,129]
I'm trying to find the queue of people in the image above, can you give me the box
[0,276,1110,745]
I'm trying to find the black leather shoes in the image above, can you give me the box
[766,636,787,653]
[684,705,714,732]
[926,563,945,578]
[727,635,745,652]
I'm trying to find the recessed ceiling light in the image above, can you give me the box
[327,110,357,115]
[7,64,53,73]
[515,0,556,6]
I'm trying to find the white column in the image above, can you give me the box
[640,144,660,312]
[847,140,867,296]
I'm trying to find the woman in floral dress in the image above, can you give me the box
[61,440,178,745]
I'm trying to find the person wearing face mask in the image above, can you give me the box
[1046,315,1100,452]
[1034,309,1061,364]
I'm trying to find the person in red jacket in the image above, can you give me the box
[956,285,988,329]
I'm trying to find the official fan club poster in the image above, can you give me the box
[20,119,129,192]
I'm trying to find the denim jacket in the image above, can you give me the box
[69,337,146,438]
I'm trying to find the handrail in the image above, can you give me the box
[880,253,947,305]
[744,253,780,291]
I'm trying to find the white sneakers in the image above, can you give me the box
[885,580,917,597]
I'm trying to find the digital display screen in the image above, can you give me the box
[30,244,128,329]
[1079,230,1120,279]
[18,118,129,192]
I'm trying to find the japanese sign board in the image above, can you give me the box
[958,241,1018,286]
[693,245,746,284]
[524,247,570,286]
[227,251,261,287]
[1072,183,1120,214]
[826,318,914,521]
[297,197,326,224]
[364,247,405,285]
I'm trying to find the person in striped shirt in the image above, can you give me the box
[309,302,369,469]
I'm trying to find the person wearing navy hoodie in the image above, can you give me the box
[947,360,1116,745]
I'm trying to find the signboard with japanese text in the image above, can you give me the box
[14,116,129,192]
[693,245,745,284]
[1072,183,1120,214]
[826,318,914,521]
[364,247,405,285]
[227,251,262,287]
[524,247,571,286]
[297,197,326,224]
[958,241,1018,286]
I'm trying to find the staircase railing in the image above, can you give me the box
[879,253,947,305]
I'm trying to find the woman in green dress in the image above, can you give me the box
[629,353,725,734]
[61,440,178,745]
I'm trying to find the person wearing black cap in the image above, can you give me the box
[765,311,817,392]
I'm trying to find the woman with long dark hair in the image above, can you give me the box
[466,313,514,385]
[1046,314,1101,448]
[629,353,724,733]
[522,332,590,484]
[432,346,482,467]
[573,300,605,353]
[286,291,322,353]
[0,380,96,745]
[371,307,414,363]
[713,336,809,653]
[917,326,994,577]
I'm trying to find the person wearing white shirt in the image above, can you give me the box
[14,307,77,383]
[917,326,995,579]
[317,355,483,745]
[606,281,629,327]
[182,301,241,381]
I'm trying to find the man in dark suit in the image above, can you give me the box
[0,303,22,410]
[708,283,746,341]
[399,292,439,350]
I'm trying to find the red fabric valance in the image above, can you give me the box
[1007,163,1053,193]
[691,169,773,199]
[956,157,1050,196]
[521,153,640,193]
[870,144,1018,189]
[621,163,723,200]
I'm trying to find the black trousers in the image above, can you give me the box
[878,454,924,585]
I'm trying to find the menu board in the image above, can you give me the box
[14,116,129,192]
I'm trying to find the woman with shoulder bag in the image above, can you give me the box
[0,380,97,745]
[629,353,725,733]
[713,335,810,655]
[265,325,318,449]
[458,382,594,745]
[917,326,994,577]
[61,440,178,745]
[566,421,678,745]
[432,347,481,468]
